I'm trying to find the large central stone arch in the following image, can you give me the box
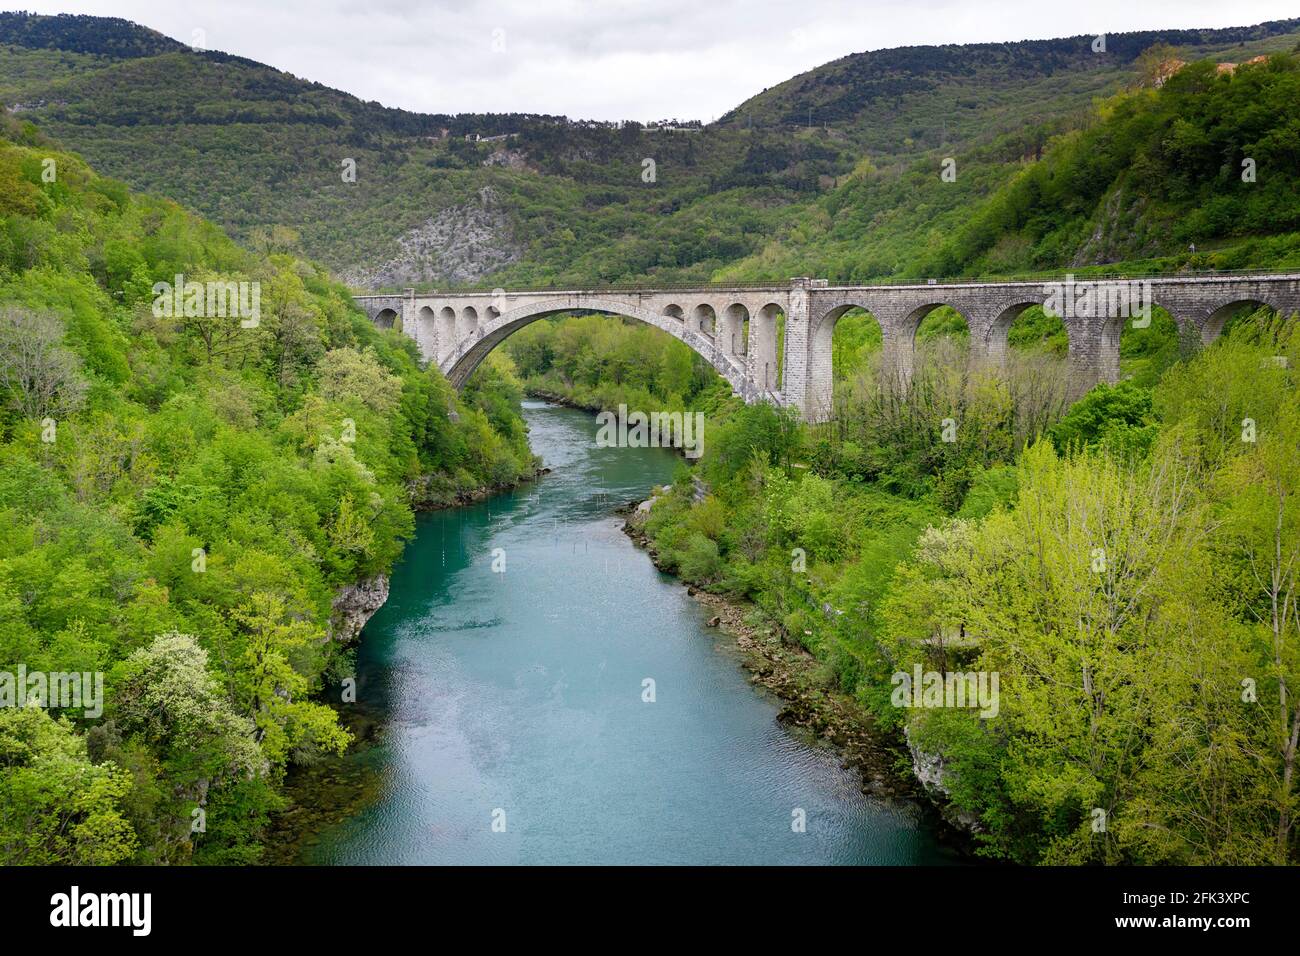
[440,297,751,395]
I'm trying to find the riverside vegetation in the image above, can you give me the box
[497,229,1300,867]
[499,58,1300,858]
[0,113,536,864]
[494,50,1300,865]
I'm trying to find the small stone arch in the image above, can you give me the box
[721,303,749,358]
[374,308,399,330]
[886,302,972,389]
[692,303,717,337]
[663,304,685,323]
[437,307,457,351]
[750,303,783,392]
[459,306,479,340]
[985,299,1062,363]
[1201,297,1280,345]
[902,302,972,346]
[808,302,887,420]
[416,305,437,354]
[1143,297,1202,349]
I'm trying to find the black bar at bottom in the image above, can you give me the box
[0,864,1283,942]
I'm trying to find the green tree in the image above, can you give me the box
[1217,404,1300,862]
[0,706,137,865]
[231,592,350,766]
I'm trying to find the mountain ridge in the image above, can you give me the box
[3,11,1299,288]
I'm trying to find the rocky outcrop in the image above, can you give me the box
[326,462,544,646]
[329,574,389,646]
[633,484,671,515]
[482,148,530,171]
[1070,182,1164,267]
[904,723,982,832]
[405,463,546,512]
[340,186,522,288]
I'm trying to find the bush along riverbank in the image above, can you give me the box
[620,484,978,851]
[623,496,939,797]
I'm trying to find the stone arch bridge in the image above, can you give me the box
[354,274,1300,423]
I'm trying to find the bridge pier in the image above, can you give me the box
[747,302,784,396]
[1063,317,1121,397]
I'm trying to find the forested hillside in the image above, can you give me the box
[0,111,535,863]
[3,12,1298,289]
[721,49,1300,281]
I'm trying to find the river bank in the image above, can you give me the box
[270,461,553,861]
[406,462,552,511]
[621,499,974,853]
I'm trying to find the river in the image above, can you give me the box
[290,401,956,865]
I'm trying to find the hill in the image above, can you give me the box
[3,12,1300,289]
[718,48,1300,281]
[718,20,1300,156]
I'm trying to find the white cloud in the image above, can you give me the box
[18,0,1300,120]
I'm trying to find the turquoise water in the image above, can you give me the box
[302,401,955,865]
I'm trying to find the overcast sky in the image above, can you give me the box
[19,1,1300,120]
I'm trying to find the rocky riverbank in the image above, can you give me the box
[521,386,602,414]
[622,499,973,849]
[406,463,550,512]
